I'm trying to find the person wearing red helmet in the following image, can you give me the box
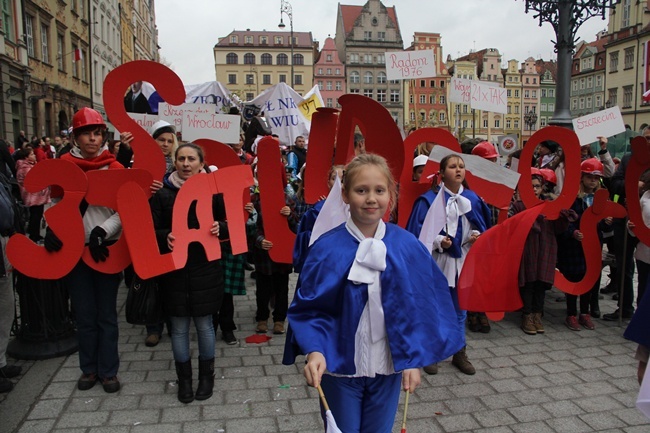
[471,141,499,162]
[557,158,612,331]
[44,107,124,393]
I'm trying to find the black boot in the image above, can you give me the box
[175,360,194,404]
[195,357,214,401]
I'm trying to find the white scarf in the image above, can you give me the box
[443,184,472,237]
[346,218,387,343]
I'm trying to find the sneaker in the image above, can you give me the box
[101,376,120,393]
[602,309,634,321]
[423,363,438,375]
[521,314,537,335]
[478,314,491,334]
[451,347,476,375]
[145,333,161,347]
[579,314,595,330]
[591,309,601,319]
[0,377,13,393]
[467,313,481,332]
[600,283,617,294]
[532,313,545,334]
[222,331,238,345]
[0,364,22,378]
[564,315,581,331]
[273,321,285,335]
[77,373,98,391]
[256,321,268,334]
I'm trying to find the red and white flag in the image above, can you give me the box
[73,48,83,63]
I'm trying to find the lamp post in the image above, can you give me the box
[520,0,615,128]
[278,0,294,88]
[524,110,538,135]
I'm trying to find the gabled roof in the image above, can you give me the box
[339,2,399,36]
[535,59,557,82]
[216,30,313,48]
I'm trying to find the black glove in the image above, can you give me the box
[88,226,109,263]
[43,228,63,252]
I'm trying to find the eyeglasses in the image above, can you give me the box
[532,184,542,189]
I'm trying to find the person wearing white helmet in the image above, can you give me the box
[412,154,428,182]
[150,120,178,173]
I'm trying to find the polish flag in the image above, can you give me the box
[73,48,83,62]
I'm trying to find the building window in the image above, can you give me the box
[541,103,547,112]
[377,54,385,64]
[507,89,512,97]
[541,89,547,98]
[326,81,332,90]
[515,90,520,98]
[228,74,237,84]
[624,47,634,69]
[463,104,468,114]
[318,81,323,90]
[350,88,359,94]
[244,53,255,64]
[439,112,445,122]
[506,120,511,129]
[622,0,631,28]
[259,35,268,45]
[327,98,333,107]
[596,75,602,88]
[364,54,373,64]
[293,54,304,65]
[41,24,50,64]
[230,35,238,43]
[623,85,633,108]
[495,119,501,128]
[463,120,468,128]
[364,72,373,84]
[25,15,34,57]
[586,96,592,108]
[226,53,238,64]
[349,53,359,64]
[263,74,271,85]
[608,88,618,106]
[364,89,373,98]
[410,112,415,121]
[246,93,254,101]
[244,35,253,44]
[525,90,530,98]
[595,95,602,107]
[429,95,436,104]
[548,89,554,98]
[419,95,426,104]
[440,95,446,104]
[2,0,13,40]
[377,89,386,102]
[279,74,286,83]
[350,71,360,83]
[277,53,288,65]
[246,74,254,85]
[540,117,547,127]
[326,54,332,62]
[377,72,387,84]
[81,50,86,81]
[483,119,488,128]
[514,105,520,114]
[390,89,400,103]
[261,53,272,65]
[507,105,512,114]
[275,36,283,44]
[377,31,386,41]
[335,81,342,91]
[610,51,619,72]
[410,95,414,104]
[514,120,519,129]
[572,99,578,110]
[294,74,302,85]
[57,33,64,71]
[335,68,341,75]
[318,68,323,75]
[364,31,372,40]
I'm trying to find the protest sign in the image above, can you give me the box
[572,106,626,146]
[450,77,471,104]
[386,50,436,81]
[181,112,240,144]
[158,103,214,132]
[470,80,507,114]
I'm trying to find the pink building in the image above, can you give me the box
[314,37,346,108]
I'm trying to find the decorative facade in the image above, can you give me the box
[90,0,121,125]
[314,37,345,108]
[570,34,607,119]
[132,0,158,61]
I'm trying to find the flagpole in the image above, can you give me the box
[401,390,411,433]
[317,385,330,411]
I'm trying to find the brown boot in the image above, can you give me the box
[452,346,475,375]
[521,314,537,335]
[256,321,268,334]
[532,312,545,334]
[478,313,491,334]
[423,363,438,375]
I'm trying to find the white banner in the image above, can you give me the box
[181,112,240,144]
[450,77,472,104]
[114,112,159,140]
[470,81,507,114]
[386,50,436,81]
[572,106,626,146]
[158,103,215,132]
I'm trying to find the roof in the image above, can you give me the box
[216,30,313,48]
[535,59,557,82]
[339,2,399,36]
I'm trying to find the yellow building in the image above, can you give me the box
[214,30,315,100]
[132,0,158,61]
[448,60,478,141]
[119,0,135,64]
[504,59,522,143]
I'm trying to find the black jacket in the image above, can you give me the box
[150,174,228,317]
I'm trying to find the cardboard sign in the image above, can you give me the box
[498,135,519,156]
[158,102,214,132]
[572,106,626,146]
[386,50,436,81]
[450,77,471,104]
[126,112,159,135]
[181,112,240,144]
[470,81,507,114]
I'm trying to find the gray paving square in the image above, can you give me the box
[507,404,552,423]
[473,409,517,427]
[56,410,110,428]
[26,398,68,419]
[224,417,278,433]
[545,416,593,433]
[436,413,481,432]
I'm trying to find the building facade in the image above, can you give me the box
[335,0,404,126]
[404,32,449,131]
[504,59,522,142]
[570,35,607,119]
[448,60,477,141]
[132,0,158,61]
[521,57,540,143]
[314,37,345,108]
[90,0,121,125]
[214,30,315,100]
[537,60,557,128]
[118,0,135,64]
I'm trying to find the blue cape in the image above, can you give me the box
[283,223,465,375]
[624,279,650,348]
[292,200,325,273]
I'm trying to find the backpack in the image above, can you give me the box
[0,172,26,236]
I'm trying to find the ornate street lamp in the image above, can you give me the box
[278,0,294,88]
[524,110,538,133]
[520,0,616,128]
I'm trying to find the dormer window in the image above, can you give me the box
[230,35,238,43]
[259,36,268,45]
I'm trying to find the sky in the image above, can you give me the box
[155,0,611,86]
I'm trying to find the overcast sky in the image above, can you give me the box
[155,0,610,85]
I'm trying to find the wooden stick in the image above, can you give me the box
[317,385,330,412]
[401,389,410,433]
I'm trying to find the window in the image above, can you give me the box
[494,119,501,128]
[228,74,237,84]
[595,95,602,107]
[532,90,536,98]
[515,90,520,98]
[377,31,386,41]
[350,71,360,83]
[326,68,331,75]
[294,74,302,85]
[596,75,602,88]
[244,53,255,64]
[429,95,436,104]
[410,112,415,121]
[318,68,323,75]
[410,95,414,104]
[608,88,618,106]
[277,53,288,65]
[430,80,436,87]
[263,74,271,85]
[533,78,537,84]
[377,90,386,102]
[507,89,512,97]
[364,54,373,64]
[483,120,488,128]
[507,105,512,114]
[335,68,341,75]
[226,53,238,64]
[2,0,13,40]
[57,33,64,70]
[377,72,387,84]
[41,24,49,63]
[327,54,332,62]
[580,78,585,90]
[419,80,426,88]
[572,99,578,110]
[439,112,445,122]
[293,54,304,65]
[25,15,34,57]
[364,89,373,98]
[440,95,446,104]
[390,89,400,103]
[419,95,426,104]
[350,88,359,94]
[364,31,372,40]
[335,82,341,91]
[463,120,468,128]
[548,89,555,97]
[524,90,530,98]
[506,120,511,129]
[377,54,385,64]
[244,35,253,44]
[230,35,238,43]
[624,47,634,69]
[622,0,631,28]
[463,104,468,114]
[586,96,592,108]
[261,53,272,65]
[318,81,323,90]
[541,89,547,98]
[364,72,373,84]
[81,50,86,81]
[246,93,254,101]
[540,117,547,127]
[514,120,519,129]
[349,53,359,63]
[279,74,286,83]
[327,98,333,108]
[326,81,332,90]
[541,103,547,112]
[514,105,519,114]
[275,36,283,44]
[246,74,254,85]
[610,51,619,72]
[526,78,529,84]
[623,85,633,108]
[259,36,268,45]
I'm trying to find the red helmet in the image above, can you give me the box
[471,141,499,159]
[539,168,557,185]
[581,158,604,176]
[530,167,543,178]
[72,107,106,131]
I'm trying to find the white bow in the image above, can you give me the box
[443,185,472,238]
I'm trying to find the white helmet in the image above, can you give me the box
[149,120,176,138]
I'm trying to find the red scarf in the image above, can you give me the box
[61,150,123,172]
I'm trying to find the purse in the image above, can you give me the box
[125,275,163,325]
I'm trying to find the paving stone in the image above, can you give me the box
[160,405,201,423]
[182,420,229,433]
[512,389,553,405]
[545,416,593,433]
[66,395,104,412]
[107,408,161,425]
[41,381,75,399]
[486,366,524,380]
[479,393,521,410]
[25,398,68,420]
[131,425,182,433]
[579,411,628,430]
[510,421,557,433]
[88,427,131,433]
[507,404,552,423]
[541,400,586,417]
[543,384,584,401]
[489,378,528,393]
[444,397,487,414]
[473,409,517,427]
[16,420,57,433]
[276,412,322,431]
[223,417,278,433]
[436,413,481,432]
[612,407,650,426]
[56,410,110,428]
[449,382,495,398]
[573,394,625,413]
[224,388,271,404]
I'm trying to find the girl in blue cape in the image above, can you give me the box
[283,154,463,433]
[406,153,491,376]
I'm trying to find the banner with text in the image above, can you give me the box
[449,78,506,114]
[158,103,215,132]
[181,112,240,143]
[572,106,626,146]
[114,112,160,140]
[386,50,436,81]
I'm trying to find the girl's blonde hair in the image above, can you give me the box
[342,153,397,211]
[578,172,602,197]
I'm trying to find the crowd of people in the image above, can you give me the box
[0,99,648,432]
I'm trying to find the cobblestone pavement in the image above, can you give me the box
[0,270,648,433]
